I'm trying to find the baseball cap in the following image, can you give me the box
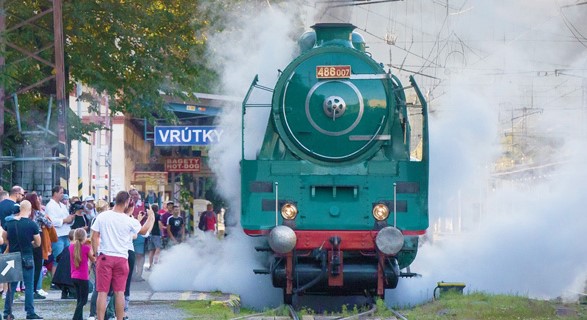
[83,196,95,202]
[63,194,70,200]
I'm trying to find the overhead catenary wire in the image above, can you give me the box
[313,0,587,110]
[558,1,587,48]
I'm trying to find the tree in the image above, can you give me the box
[0,0,221,150]
[65,0,218,119]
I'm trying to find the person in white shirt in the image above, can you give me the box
[45,186,75,277]
[91,191,154,320]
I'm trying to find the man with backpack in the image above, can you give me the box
[198,204,217,233]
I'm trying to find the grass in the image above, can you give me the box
[396,292,587,320]
[175,293,587,319]
[174,300,257,320]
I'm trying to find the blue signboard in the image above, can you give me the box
[154,126,223,146]
[0,252,23,283]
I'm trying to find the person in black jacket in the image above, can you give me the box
[51,230,76,299]
[2,200,43,320]
[70,202,90,233]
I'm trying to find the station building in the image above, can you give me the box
[67,84,239,207]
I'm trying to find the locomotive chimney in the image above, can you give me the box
[311,23,356,48]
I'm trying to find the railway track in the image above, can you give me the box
[229,303,409,320]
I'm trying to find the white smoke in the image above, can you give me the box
[206,2,301,222]
[376,0,587,306]
[150,0,587,310]
[148,1,303,309]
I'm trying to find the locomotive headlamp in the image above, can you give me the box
[281,203,298,220]
[376,226,404,255]
[372,204,390,221]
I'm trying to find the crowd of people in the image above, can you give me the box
[0,185,219,320]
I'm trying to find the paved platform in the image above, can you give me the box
[24,289,239,304]
[13,269,241,311]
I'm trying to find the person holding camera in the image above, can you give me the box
[46,186,76,278]
[70,201,90,233]
[128,189,147,281]
[2,200,43,320]
[90,191,154,320]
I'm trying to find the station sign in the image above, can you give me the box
[165,158,201,172]
[0,252,24,283]
[154,126,223,146]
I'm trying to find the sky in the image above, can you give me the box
[149,0,587,309]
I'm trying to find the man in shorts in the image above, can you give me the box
[90,191,154,320]
[146,204,162,268]
[159,201,173,249]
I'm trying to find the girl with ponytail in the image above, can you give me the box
[69,228,96,320]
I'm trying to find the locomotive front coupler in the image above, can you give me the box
[329,236,342,276]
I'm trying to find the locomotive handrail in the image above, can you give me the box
[242,75,274,160]
[393,85,414,92]
[393,182,397,227]
[242,76,257,160]
[409,75,429,163]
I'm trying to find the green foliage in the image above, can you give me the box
[174,300,255,320]
[402,291,587,319]
[297,306,315,316]
[1,0,226,151]
[65,0,219,121]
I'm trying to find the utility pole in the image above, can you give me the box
[0,0,69,191]
[582,77,586,138]
[77,82,83,196]
[0,0,6,147]
[54,0,68,188]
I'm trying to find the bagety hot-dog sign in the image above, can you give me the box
[165,158,201,172]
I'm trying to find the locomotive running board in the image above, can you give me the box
[400,271,421,278]
[253,269,271,275]
[254,246,272,252]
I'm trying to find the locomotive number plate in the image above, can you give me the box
[316,65,351,79]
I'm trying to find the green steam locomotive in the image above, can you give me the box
[241,23,429,303]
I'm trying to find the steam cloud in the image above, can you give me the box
[149,0,587,310]
[378,0,587,306]
[148,2,302,309]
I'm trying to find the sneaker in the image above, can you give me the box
[37,289,48,297]
[26,314,43,319]
[34,292,46,300]
[87,316,96,320]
